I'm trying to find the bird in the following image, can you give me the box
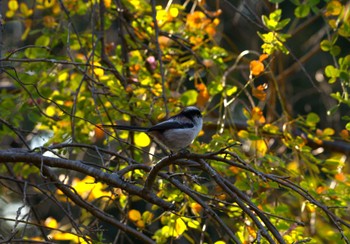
[103,106,203,151]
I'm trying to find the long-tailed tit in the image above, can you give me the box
[104,106,203,151]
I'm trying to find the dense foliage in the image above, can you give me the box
[0,0,349,243]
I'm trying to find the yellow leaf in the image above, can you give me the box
[44,0,56,8]
[134,132,151,147]
[52,233,87,243]
[20,3,33,17]
[6,10,15,18]
[44,217,58,229]
[128,209,141,222]
[251,107,266,124]
[104,0,112,8]
[175,217,187,236]
[325,0,343,17]
[21,20,32,40]
[186,218,200,229]
[8,0,19,11]
[287,161,299,173]
[58,72,69,82]
[214,241,226,244]
[136,220,145,228]
[169,7,179,18]
[142,211,154,223]
[252,140,268,157]
[46,105,56,117]
[237,130,249,139]
[92,62,104,76]
[71,176,111,201]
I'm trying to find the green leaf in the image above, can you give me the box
[324,65,339,78]
[270,9,282,22]
[225,86,237,96]
[276,18,291,30]
[320,40,331,51]
[339,71,349,81]
[35,35,50,46]
[269,0,284,3]
[339,55,350,66]
[330,45,341,56]
[290,0,300,5]
[295,4,310,18]
[208,82,223,95]
[308,0,320,6]
[180,90,198,106]
[306,112,320,127]
[346,122,350,131]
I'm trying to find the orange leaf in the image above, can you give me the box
[251,107,266,124]
[191,202,203,215]
[250,60,265,76]
[316,186,327,194]
[128,209,141,222]
[340,129,349,140]
[196,82,210,108]
[335,172,346,182]
[259,53,269,62]
[252,84,267,101]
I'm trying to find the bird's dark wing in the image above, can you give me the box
[148,120,193,132]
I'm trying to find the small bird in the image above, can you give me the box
[104,106,203,151]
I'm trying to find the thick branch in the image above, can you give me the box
[0,149,174,211]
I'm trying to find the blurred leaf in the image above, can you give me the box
[225,86,237,96]
[295,4,310,18]
[35,35,50,46]
[180,89,198,106]
[134,132,151,148]
[128,209,142,222]
[208,82,223,95]
[346,122,350,130]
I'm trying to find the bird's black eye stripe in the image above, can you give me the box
[181,110,202,122]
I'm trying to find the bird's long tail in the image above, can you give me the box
[101,124,149,132]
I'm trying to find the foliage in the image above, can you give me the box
[0,0,350,243]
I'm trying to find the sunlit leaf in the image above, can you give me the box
[46,105,56,117]
[169,7,179,18]
[252,139,268,157]
[175,217,187,236]
[134,132,151,147]
[44,217,58,229]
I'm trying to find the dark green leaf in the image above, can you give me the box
[295,4,310,18]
